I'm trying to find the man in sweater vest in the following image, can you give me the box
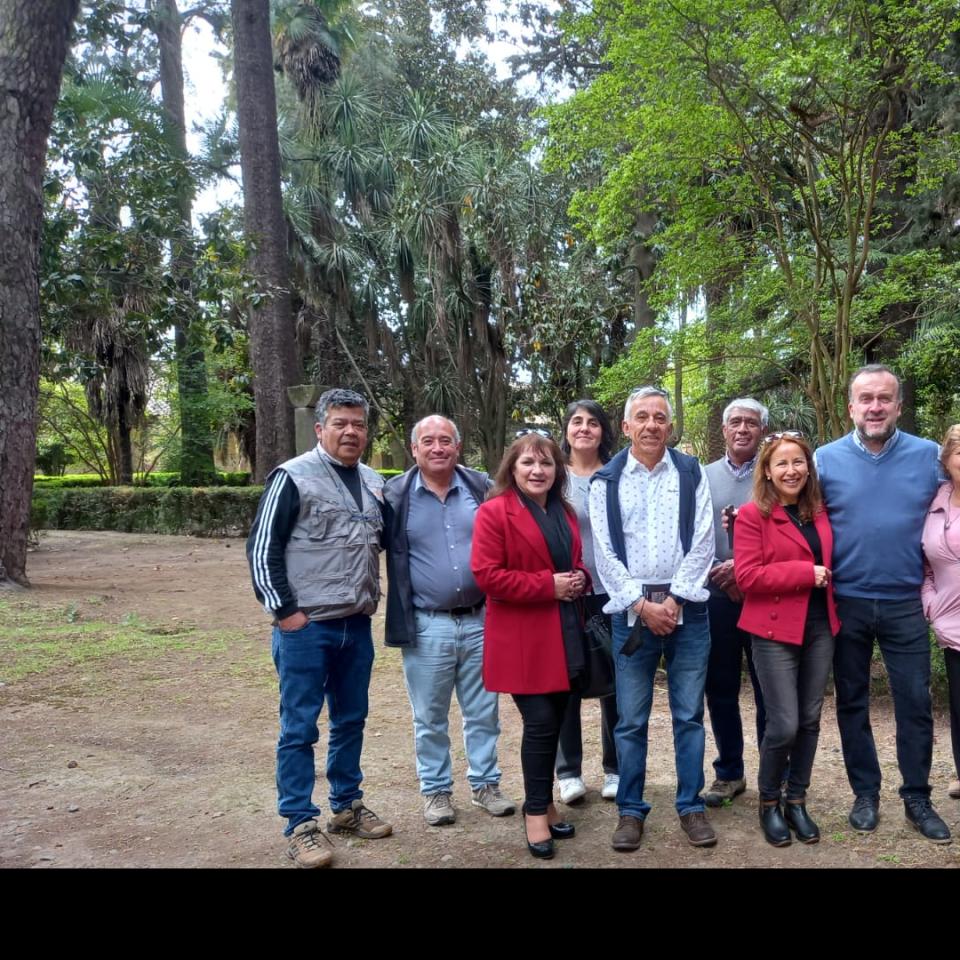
[590,386,717,851]
[247,388,393,868]
[816,364,950,843]
[703,398,768,807]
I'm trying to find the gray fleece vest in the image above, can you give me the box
[280,447,384,620]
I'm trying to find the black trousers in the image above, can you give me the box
[512,691,572,814]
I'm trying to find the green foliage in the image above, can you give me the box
[33,487,264,537]
[545,0,960,440]
[33,471,251,488]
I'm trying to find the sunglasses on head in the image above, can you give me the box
[762,431,804,445]
[516,428,553,440]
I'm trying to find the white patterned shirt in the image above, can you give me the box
[589,448,715,623]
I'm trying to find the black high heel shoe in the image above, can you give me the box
[523,814,555,860]
[549,821,575,840]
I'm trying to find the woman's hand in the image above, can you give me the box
[553,571,583,601]
[813,565,831,588]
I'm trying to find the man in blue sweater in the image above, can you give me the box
[816,364,950,843]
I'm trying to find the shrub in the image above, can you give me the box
[33,487,263,537]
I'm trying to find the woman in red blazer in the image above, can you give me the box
[734,433,840,848]
[471,431,591,860]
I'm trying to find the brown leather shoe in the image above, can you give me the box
[611,815,644,851]
[679,811,717,847]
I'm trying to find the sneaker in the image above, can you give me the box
[558,776,587,806]
[601,774,620,801]
[703,777,747,808]
[327,799,393,839]
[611,814,643,851]
[904,798,952,844]
[471,784,517,817]
[423,792,456,826]
[680,811,718,847]
[286,819,334,869]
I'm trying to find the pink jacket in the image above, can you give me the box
[921,482,960,653]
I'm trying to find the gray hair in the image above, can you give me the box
[624,386,673,423]
[315,388,369,424]
[722,397,769,427]
[410,415,461,445]
[848,364,903,402]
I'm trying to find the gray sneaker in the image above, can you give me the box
[327,800,393,839]
[471,784,517,817]
[703,777,747,807]
[286,819,334,869]
[423,791,456,826]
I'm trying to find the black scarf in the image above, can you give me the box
[519,490,586,684]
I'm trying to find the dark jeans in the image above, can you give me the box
[833,596,933,800]
[705,593,766,781]
[944,647,960,778]
[556,593,618,778]
[751,616,834,802]
[512,691,572,814]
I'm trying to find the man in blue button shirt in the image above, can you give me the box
[384,415,516,826]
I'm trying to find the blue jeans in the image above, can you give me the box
[401,608,501,795]
[271,615,374,835]
[705,593,766,780]
[833,596,933,800]
[613,604,711,818]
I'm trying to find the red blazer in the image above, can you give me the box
[734,500,841,645]
[470,491,589,694]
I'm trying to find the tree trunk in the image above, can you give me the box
[0,0,79,586]
[154,0,217,484]
[231,0,300,481]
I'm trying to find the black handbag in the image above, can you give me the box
[578,604,616,699]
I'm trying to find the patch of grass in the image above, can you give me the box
[877,853,901,864]
[0,599,236,683]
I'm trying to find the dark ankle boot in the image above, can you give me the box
[759,801,791,847]
[784,801,820,844]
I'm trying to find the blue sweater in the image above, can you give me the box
[815,431,941,600]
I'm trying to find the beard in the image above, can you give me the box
[856,421,896,445]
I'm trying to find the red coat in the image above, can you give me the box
[734,500,841,645]
[470,491,589,694]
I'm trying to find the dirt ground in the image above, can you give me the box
[1,530,958,869]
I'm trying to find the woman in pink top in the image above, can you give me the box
[921,423,960,801]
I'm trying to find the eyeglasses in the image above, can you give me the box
[516,428,553,440]
[761,431,804,445]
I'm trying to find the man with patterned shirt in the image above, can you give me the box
[590,386,717,851]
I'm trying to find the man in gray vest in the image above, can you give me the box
[703,398,768,807]
[247,388,392,868]
[384,415,516,826]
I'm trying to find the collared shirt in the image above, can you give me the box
[851,427,899,460]
[407,470,483,610]
[589,448,715,622]
[723,452,757,479]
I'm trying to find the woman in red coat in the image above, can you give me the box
[734,433,840,847]
[471,431,591,860]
